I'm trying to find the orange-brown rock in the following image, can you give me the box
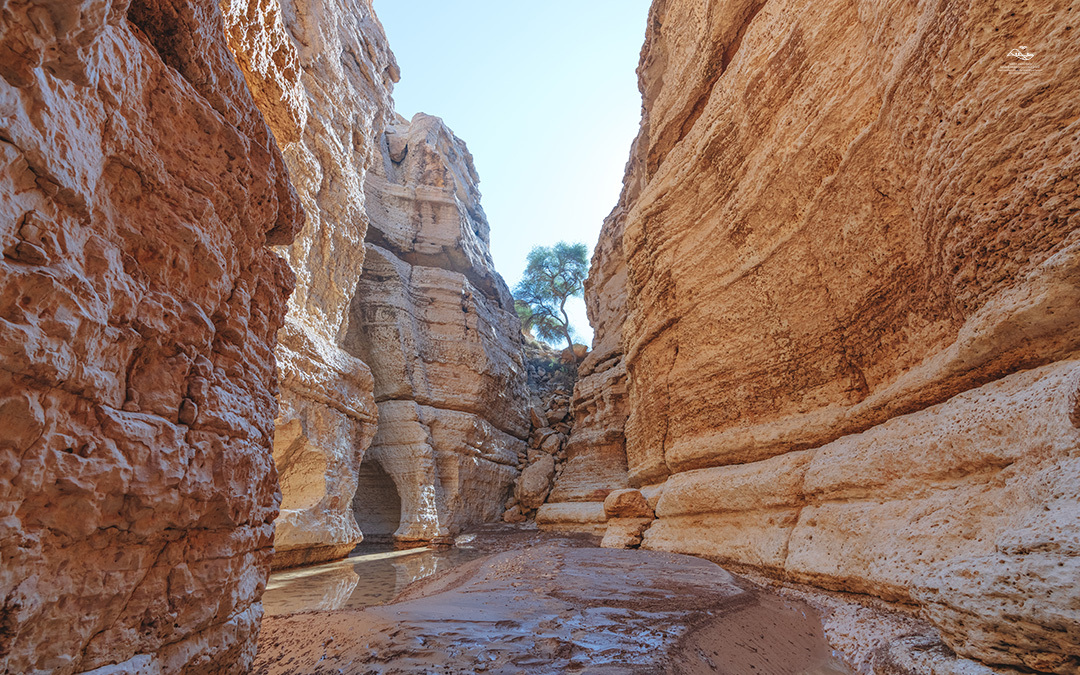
[220,0,395,568]
[600,518,654,550]
[0,0,301,671]
[554,0,1080,672]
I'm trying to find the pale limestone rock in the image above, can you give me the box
[535,502,609,535]
[575,0,1080,670]
[344,113,530,543]
[502,505,527,524]
[639,483,666,512]
[516,455,557,510]
[644,361,1080,671]
[220,0,396,566]
[618,0,1080,484]
[359,400,520,543]
[870,635,1022,675]
[0,0,301,671]
[600,518,654,549]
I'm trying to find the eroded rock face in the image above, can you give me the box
[220,0,397,567]
[0,0,301,671]
[556,0,1080,671]
[345,113,530,544]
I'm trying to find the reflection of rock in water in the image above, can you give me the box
[392,550,445,585]
[263,546,488,616]
[256,546,853,674]
[264,567,361,615]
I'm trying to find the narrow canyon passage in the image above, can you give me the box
[1,0,1076,673]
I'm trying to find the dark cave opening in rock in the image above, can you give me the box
[352,456,403,544]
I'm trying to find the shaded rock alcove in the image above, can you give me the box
[351,456,403,544]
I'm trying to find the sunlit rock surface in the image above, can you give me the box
[219,0,397,568]
[549,0,1080,671]
[0,0,301,671]
[344,113,530,544]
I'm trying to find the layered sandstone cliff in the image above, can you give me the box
[345,113,531,545]
[558,0,1080,672]
[0,0,301,672]
[220,0,395,568]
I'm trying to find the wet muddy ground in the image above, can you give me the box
[256,526,852,674]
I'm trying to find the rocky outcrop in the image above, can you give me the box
[557,0,1080,672]
[504,389,573,524]
[0,0,301,672]
[344,113,530,545]
[220,0,396,568]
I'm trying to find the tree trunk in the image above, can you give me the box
[559,296,575,355]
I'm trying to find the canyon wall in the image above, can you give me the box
[223,2,526,555]
[345,113,531,545]
[559,0,1080,672]
[0,0,301,672]
[220,0,395,568]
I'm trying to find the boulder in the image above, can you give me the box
[601,518,655,549]
[540,433,564,454]
[516,455,557,510]
[604,489,654,519]
[502,505,526,525]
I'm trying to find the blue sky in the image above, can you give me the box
[374,1,652,346]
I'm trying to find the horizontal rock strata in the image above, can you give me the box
[552,0,1080,672]
[345,113,530,544]
[0,0,301,671]
[221,0,396,568]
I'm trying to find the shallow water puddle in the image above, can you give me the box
[264,543,487,615]
[258,542,854,674]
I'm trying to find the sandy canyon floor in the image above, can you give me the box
[255,527,851,674]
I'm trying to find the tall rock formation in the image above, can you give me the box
[0,0,301,672]
[345,113,531,545]
[557,0,1080,672]
[220,0,396,568]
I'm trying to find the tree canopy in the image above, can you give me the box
[513,242,588,352]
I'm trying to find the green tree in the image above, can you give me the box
[513,242,588,352]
